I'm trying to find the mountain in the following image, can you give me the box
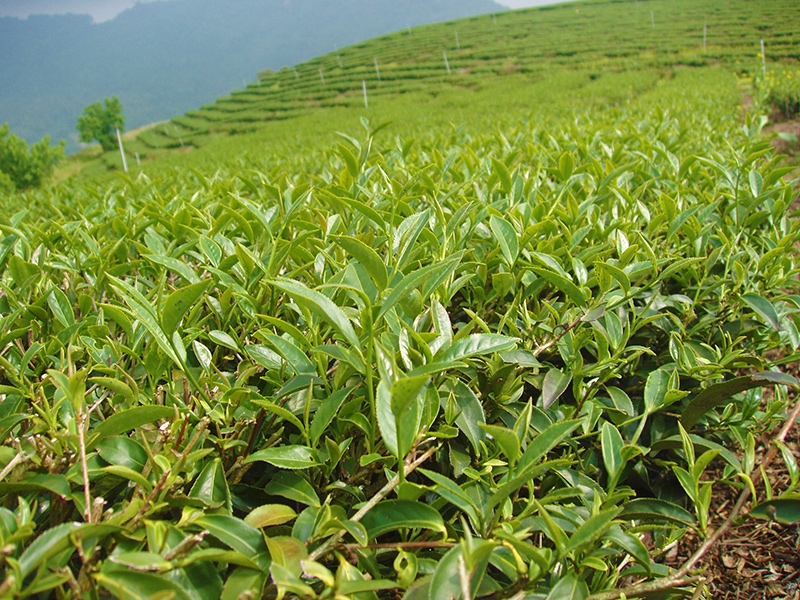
[0,0,505,152]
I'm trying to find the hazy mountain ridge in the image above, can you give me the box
[0,0,505,152]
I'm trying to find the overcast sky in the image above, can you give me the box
[0,0,571,22]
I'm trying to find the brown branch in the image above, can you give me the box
[533,315,583,357]
[337,541,455,551]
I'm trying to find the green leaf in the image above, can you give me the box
[264,471,320,507]
[377,255,461,320]
[95,570,193,600]
[161,280,211,337]
[245,504,298,528]
[20,523,119,578]
[741,293,781,330]
[644,369,669,414]
[444,380,486,454]
[430,542,493,600]
[492,157,512,193]
[209,330,240,352]
[193,515,271,569]
[334,235,388,291]
[47,287,74,328]
[561,507,621,558]
[108,275,182,367]
[489,215,519,265]
[310,387,351,447]
[545,573,589,600]
[245,445,320,469]
[88,376,136,403]
[530,266,586,306]
[516,419,581,473]
[272,277,360,350]
[601,422,624,486]
[360,500,446,540]
[439,333,518,362]
[189,458,232,513]
[681,371,797,429]
[619,498,696,526]
[87,406,175,450]
[96,436,148,472]
[604,525,651,575]
[542,368,571,409]
[750,498,800,524]
[480,423,520,466]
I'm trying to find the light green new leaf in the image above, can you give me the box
[245,504,298,528]
[334,235,388,291]
[439,333,518,363]
[272,277,360,350]
[161,279,211,337]
[601,422,624,486]
[95,570,193,600]
[489,215,519,266]
[245,445,320,469]
[47,287,74,328]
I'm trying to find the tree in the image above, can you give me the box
[0,124,65,192]
[76,96,125,152]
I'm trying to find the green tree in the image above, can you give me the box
[76,96,125,152]
[0,124,65,192]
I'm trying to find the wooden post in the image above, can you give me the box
[363,79,368,108]
[443,51,451,74]
[761,39,766,77]
[338,55,343,68]
[319,68,325,85]
[135,152,141,167]
[374,58,381,81]
[455,31,460,50]
[651,11,655,27]
[293,67,299,79]
[115,127,128,172]
[703,22,707,52]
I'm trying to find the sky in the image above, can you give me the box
[0,0,569,22]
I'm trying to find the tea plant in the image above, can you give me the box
[1,58,799,598]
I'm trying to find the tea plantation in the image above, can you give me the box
[2,0,800,598]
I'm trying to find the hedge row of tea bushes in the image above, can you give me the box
[0,66,798,598]
[128,0,800,155]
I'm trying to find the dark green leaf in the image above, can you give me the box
[360,500,446,540]
[681,372,797,429]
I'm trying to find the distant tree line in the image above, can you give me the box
[0,124,64,194]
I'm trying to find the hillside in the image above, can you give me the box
[0,0,504,152]
[121,0,800,161]
[2,0,800,599]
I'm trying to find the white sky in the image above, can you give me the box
[0,0,572,22]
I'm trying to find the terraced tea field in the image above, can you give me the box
[3,0,800,598]
[123,0,800,156]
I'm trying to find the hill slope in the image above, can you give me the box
[0,0,504,152]
[128,0,800,157]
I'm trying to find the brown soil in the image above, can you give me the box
[667,414,800,599]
